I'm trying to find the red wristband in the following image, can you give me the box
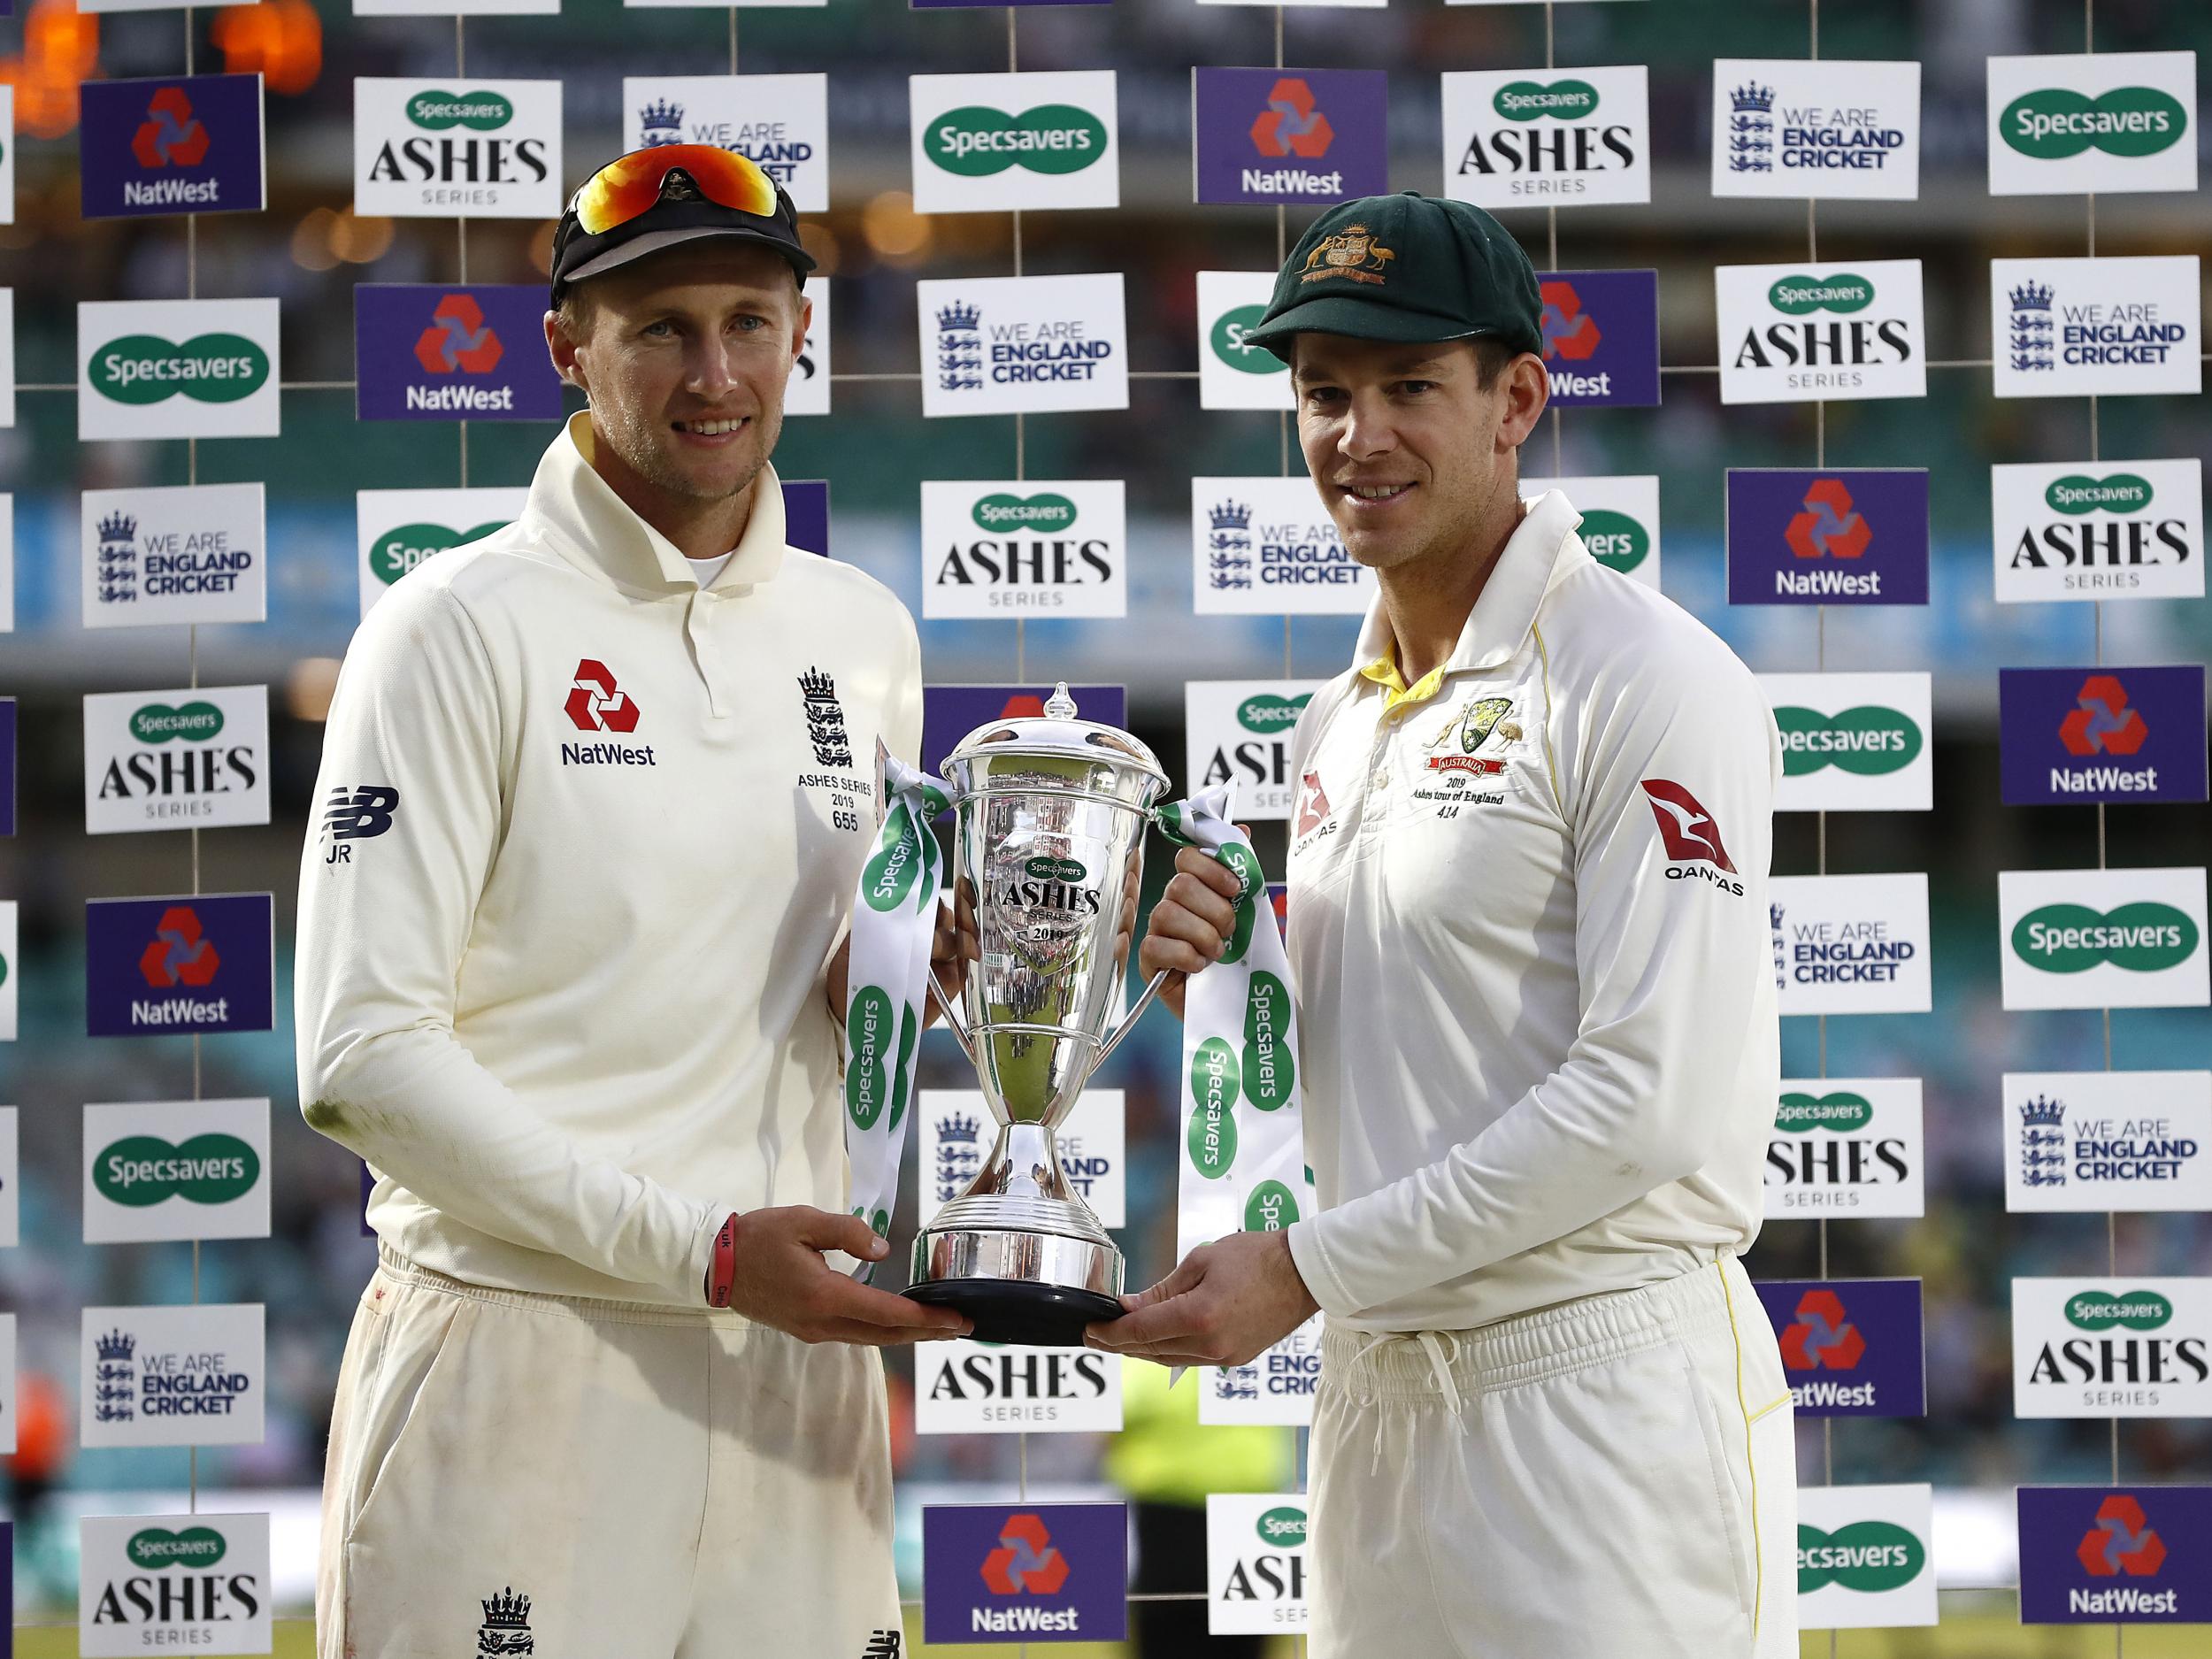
[706,1212,737,1310]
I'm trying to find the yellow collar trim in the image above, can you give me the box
[1357,654,1448,714]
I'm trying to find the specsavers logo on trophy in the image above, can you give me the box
[1197,271,1293,411]
[1521,474,1661,590]
[356,488,525,618]
[1191,478,1373,616]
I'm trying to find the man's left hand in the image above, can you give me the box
[1083,1230,1320,1367]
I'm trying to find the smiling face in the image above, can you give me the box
[545,240,809,518]
[1291,333,1544,577]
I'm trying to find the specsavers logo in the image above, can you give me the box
[926,105,1105,176]
[128,1526,227,1571]
[2001,87,2185,158]
[2067,1290,2172,1332]
[1493,79,1601,121]
[92,334,269,404]
[1798,1522,1926,1594]
[407,90,513,130]
[369,519,506,588]
[2049,472,2154,515]
[1578,508,1649,574]
[94,1135,259,1207]
[1776,704,1922,776]
[973,493,1076,534]
[1210,304,1281,376]
[2011,904,2198,974]
[1777,1091,1873,1133]
[1238,693,1307,734]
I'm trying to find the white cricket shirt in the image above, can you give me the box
[1281,491,1782,1333]
[296,411,921,1304]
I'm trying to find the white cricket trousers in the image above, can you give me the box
[318,1245,902,1659]
[1309,1256,1797,1658]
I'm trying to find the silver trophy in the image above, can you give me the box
[906,685,1170,1345]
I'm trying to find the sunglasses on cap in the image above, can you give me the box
[569,144,782,237]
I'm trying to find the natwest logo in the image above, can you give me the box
[133,88,210,169]
[414,294,503,376]
[1251,79,1331,158]
[1788,478,1872,562]
[982,1513,1070,1596]
[1540,279,1599,359]
[1728,467,1929,606]
[2079,1494,2165,1578]
[1529,270,1659,407]
[140,907,219,989]
[1194,68,1382,208]
[1781,1288,1864,1370]
[2059,675,2147,755]
[564,659,640,733]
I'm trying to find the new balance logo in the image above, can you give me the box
[859,1633,902,1659]
[321,785,400,864]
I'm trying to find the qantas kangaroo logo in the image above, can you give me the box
[1640,780,1741,894]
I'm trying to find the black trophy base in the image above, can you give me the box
[906,1278,1125,1347]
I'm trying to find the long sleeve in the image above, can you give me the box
[1286,645,1781,1318]
[295,579,723,1301]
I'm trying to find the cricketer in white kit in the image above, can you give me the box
[1103,190,1796,1656]
[297,147,969,1659]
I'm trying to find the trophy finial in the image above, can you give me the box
[1043,681,1079,722]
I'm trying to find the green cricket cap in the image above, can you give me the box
[1241,190,1543,364]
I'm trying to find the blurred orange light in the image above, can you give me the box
[211,0,322,97]
[0,0,99,140]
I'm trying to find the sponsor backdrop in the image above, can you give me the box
[0,0,2202,1650]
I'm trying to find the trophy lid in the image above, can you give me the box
[943,682,1168,794]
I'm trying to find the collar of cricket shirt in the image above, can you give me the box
[1349,488,1584,690]
[528,408,789,595]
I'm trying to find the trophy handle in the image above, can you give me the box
[1093,968,1171,1068]
[926,970,979,1067]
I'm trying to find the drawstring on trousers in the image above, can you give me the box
[1344,1328,1467,1475]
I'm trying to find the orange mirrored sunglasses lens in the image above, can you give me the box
[572,146,778,236]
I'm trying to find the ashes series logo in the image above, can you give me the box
[1992,458,2202,603]
[1186,682,1317,822]
[1716,261,1926,403]
[82,684,269,834]
[78,1513,271,1659]
[922,480,1126,618]
[1765,1079,1924,1217]
[2013,1279,2212,1418]
[1991,257,2201,399]
[1207,1496,1310,1634]
[353,79,562,218]
[1441,66,1650,206]
[1710,59,1921,200]
[2004,1071,2212,1214]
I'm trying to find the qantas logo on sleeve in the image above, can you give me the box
[1640,779,1745,895]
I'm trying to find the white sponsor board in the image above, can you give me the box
[1758,672,1932,813]
[353,78,562,219]
[79,1511,272,1656]
[620,74,829,211]
[0,903,13,1042]
[1202,1317,1323,1426]
[82,484,266,629]
[1992,457,2203,603]
[1795,1484,1938,1629]
[1441,65,1650,208]
[0,1106,19,1245]
[1208,1493,1310,1634]
[1197,271,1293,411]
[1716,260,1925,405]
[921,479,1125,619]
[356,487,526,618]
[1711,58,1921,200]
[0,88,14,226]
[2004,1071,2212,1214]
[1523,474,1661,590]
[2012,1277,2212,1418]
[357,0,554,12]
[1190,477,1372,616]
[917,273,1128,419]
[1766,1077,1925,1218]
[915,1340,1123,1436]
[78,298,280,441]
[910,71,1119,215]
[0,494,14,632]
[919,1089,1125,1231]
[1990,256,2201,401]
[1769,873,1932,1016]
[1999,866,2208,1011]
[81,1302,265,1448]
[1185,680,1320,825]
[83,1097,272,1244]
[785,278,831,418]
[1986,51,2198,196]
[83,684,270,835]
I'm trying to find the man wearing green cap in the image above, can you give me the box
[1101,192,1793,1655]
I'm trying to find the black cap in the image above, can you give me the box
[549,152,816,307]
[1241,190,1542,362]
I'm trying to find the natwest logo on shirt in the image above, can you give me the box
[1192,68,1386,205]
[561,660,657,769]
[1999,666,2208,806]
[80,73,265,219]
[1640,779,1742,895]
[2017,1486,2212,1624]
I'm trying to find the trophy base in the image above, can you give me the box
[907,1221,1125,1346]
[906,1277,1125,1347]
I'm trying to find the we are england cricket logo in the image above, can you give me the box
[1990,257,2202,399]
[1441,65,1650,206]
[1711,58,1922,200]
[81,1302,265,1448]
[921,480,1125,619]
[78,298,280,441]
[1988,51,2198,196]
[917,273,1129,419]
[81,483,265,630]
[622,73,829,211]
[1716,261,1925,403]
[356,487,525,617]
[910,70,1118,213]
[2005,1071,2212,1214]
[1992,459,2203,603]
[1191,477,1372,616]
[353,79,561,218]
